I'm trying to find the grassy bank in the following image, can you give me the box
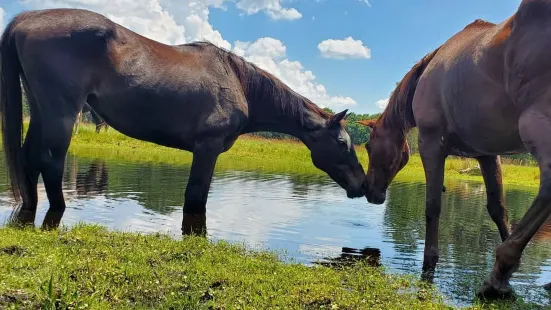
[0,224,526,310]
[66,124,540,189]
[0,225,447,309]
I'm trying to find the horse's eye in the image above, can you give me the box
[338,139,348,149]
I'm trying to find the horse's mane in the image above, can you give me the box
[187,41,332,126]
[374,46,442,135]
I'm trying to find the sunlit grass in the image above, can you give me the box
[0,224,454,309]
[0,224,539,309]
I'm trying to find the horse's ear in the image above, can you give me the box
[328,109,348,127]
[357,119,377,129]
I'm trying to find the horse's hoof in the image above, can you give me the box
[8,209,36,228]
[477,278,515,301]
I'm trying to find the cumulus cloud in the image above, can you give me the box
[235,37,357,110]
[21,0,230,47]
[318,36,371,60]
[20,0,355,110]
[376,98,389,109]
[0,7,5,33]
[236,0,302,20]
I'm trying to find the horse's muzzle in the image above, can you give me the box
[347,187,365,199]
[365,189,386,205]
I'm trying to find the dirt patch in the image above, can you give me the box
[0,290,32,309]
[1,245,25,256]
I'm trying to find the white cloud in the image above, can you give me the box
[234,37,357,110]
[236,0,302,20]
[376,98,389,109]
[20,0,355,111]
[359,0,371,6]
[318,36,371,60]
[20,0,230,48]
[0,7,5,33]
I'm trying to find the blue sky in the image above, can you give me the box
[0,0,522,114]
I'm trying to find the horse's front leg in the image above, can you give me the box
[418,128,447,275]
[182,139,225,236]
[477,155,510,241]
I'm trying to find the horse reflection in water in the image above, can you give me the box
[75,160,109,197]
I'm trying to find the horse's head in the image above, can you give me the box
[303,109,367,198]
[359,119,409,204]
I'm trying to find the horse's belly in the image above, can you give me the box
[448,120,526,156]
[89,92,200,151]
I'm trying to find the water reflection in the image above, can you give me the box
[0,154,550,307]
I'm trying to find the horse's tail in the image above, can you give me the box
[0,16,26,203]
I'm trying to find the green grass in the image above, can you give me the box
[67,123,541,190]
[0,224,534,310]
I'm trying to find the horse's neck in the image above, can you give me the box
[246,100,326,138]
[378,114,411,144]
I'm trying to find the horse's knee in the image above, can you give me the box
[425,198,441,220]
[487,200,506,218]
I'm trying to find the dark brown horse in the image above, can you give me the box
[74,103,109,134]
[359,0,551,299]
[0,8,367,234]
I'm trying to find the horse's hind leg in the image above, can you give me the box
[40,116,78,229]
[477,155,510,241]
[10,120,41,226]
[28,86,81,229]
[479,105,551,299]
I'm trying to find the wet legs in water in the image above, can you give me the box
[181,140,223,236]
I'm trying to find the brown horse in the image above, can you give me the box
[74,103,109,135]
[359,0,551,300]
[0,8,367,234]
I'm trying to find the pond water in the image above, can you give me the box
[1,153,550,307]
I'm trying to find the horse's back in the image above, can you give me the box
[413,16,525,155]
